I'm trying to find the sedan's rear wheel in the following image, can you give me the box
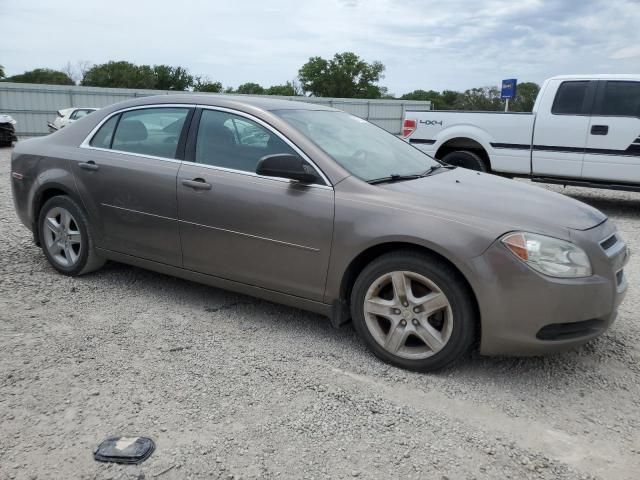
[351,251,476,371]
[38,196,105,276]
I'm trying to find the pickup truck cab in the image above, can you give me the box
[402,75,640,191]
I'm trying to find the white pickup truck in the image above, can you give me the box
[402,75,640,191]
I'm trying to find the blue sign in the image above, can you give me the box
[501,79,517,99]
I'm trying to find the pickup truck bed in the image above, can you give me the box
[406,110,535,174]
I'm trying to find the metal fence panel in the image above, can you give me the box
[0,82,431,136]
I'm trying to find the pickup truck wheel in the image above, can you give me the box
[442,150,487,172]
[350,250,477,372]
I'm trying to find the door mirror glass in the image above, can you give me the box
[256,154,318,183]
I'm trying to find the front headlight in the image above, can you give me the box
[501,232,592,278]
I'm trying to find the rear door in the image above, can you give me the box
[176,107,334,301]
[532,80,596,177]
[582,80,640,183]
[73,105,193,265]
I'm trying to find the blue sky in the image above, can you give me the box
[1,0,639,94]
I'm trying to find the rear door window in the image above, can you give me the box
[89,114,119,149]
[598,81,640,117]
[111,107,190,159]
[552,81,589,115]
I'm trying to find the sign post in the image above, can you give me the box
[500,79,517,112]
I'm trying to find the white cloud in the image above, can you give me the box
[0,0,639,94]
[610,46,640,60]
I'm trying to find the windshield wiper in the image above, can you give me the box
[367,164,453,185]
[421,163,456,176]
[367,174,423,185]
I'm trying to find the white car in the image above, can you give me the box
[0,114,17,147]
[402,75,640,191]
[48,107,98,132]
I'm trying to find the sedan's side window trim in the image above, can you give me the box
[187,105,332,188]
[109,113,122,149]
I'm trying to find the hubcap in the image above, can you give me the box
[363,271,453,360]
[43,207,82,268]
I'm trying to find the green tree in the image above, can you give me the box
[0,65,5,79]
[4,68,73,85]
[265,81,299,96]
[152,65,193,90]
[298,52,386,98]
[458,86,502,111]
[400,89,463,109]
[81,61,194,90]
[439,90,463,109]
[401,89,437,101]
[401,89,441,107]
[82,61,155,88]
[193,76,223,93]
[236,82,265,94]
[510,82,540,112]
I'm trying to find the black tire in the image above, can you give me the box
[38,195,105,276]
[350,250,477,372]
[442,150,487,172]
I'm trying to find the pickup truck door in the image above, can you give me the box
[531,80,596,178]
[582,80,640,183]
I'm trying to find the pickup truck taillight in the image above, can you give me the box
[402,119,416,138]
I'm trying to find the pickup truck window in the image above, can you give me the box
[598,81,640,117]
[552,81,589,115]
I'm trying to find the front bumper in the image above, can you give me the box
[473,220,629,356]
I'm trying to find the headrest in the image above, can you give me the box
[117,119,148,142]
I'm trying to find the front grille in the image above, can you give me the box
[536,319,606,341]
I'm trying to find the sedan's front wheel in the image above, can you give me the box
[351,251,477,371]
[38,196,105,276]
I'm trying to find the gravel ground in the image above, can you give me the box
[1,145,639,480]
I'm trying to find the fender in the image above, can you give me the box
[31,168,82,242]
[431,124,495,157]
[331,233,484,302]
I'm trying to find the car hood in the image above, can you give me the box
[378,168,606,233]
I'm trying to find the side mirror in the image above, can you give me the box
[256,154,317,184]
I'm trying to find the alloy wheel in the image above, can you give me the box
[43,207,82,268]
[363,271,453,359]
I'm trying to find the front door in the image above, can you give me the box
[71,106,192,266]
[177,108,334,301]
[532,79,596,177]
[582,80,640,183]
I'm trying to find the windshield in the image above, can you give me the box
[274,110,439,181]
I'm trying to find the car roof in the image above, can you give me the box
[123,93,339,112]
[549,74,640,81]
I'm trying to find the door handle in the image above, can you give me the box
[79,161,99,171]
[590,125,609,135]
[182,178,212,190]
